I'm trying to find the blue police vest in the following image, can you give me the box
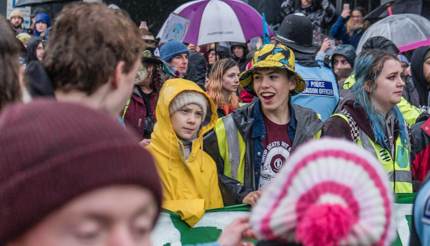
[292,63,339,121]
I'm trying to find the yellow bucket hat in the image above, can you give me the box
[239,43,306,95]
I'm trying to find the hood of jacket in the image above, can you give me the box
[149,78,217,161]
[411,46,430,106]
[148,79,223,226]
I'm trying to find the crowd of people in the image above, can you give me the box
[2,0,430,245]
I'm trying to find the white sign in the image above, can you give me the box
[157,13,190,43]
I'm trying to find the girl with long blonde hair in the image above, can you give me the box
[206,58,240,117]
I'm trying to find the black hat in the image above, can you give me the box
[276,14,318,54]
[142,49,162,65]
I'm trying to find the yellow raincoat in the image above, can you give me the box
[147,79,223,226]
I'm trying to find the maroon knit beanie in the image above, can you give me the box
[0,100,163,244]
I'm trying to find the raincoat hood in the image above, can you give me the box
[411,46,430,106]
[148,79,223,226]
[150,79,217,160]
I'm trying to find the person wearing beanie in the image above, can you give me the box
[9,9,25,34]
[27,3,144,116]
[159,40,189,78]
[204,43,322,207]
[251,138,396,246]
[323,49,413,194]
[33,12,51,37]
[0,100,162,246]
[147,78,223,227]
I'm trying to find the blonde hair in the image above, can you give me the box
[206,58,239,109]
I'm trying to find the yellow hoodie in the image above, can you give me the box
[147,79,223,226]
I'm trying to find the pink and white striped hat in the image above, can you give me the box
[251,138,395,246]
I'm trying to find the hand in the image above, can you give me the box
[218,217,255,246]
[139,138,151,147]
[319,38,332,53]
[242,191,261,206]
[341,8,351,18]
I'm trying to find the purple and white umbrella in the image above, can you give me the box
[158,0,270,45]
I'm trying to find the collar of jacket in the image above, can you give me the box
[249,100,297,141]
[341,99,401,145]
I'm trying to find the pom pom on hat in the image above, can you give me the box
[169,91,208,120]
[251,138,395,246]
[296,204,354,246]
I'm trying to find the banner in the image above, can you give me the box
[151,194,415,246]
[157,13,190,43]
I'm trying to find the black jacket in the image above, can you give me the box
[411,46,430,106]
[185,51,207,89]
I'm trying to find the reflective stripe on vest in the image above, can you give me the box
[214,116,246,184]
[333,113,413,193]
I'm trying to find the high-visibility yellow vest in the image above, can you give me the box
[214,116,246,184]
[214,115,321,185]
[333,113,413,193]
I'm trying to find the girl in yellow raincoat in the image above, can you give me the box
[147,78,223,226]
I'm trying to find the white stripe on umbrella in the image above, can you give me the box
[197,0,245,45]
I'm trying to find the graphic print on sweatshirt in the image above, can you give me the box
[259,116,292,188]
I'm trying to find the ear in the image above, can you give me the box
[289,78,297,92]
[111,61,126,90]
[364,80,372,93]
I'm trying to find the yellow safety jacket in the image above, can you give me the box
[333,112,413,193]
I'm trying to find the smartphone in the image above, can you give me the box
[343,3,350,11]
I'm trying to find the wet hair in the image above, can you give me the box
[206,58,239,108]
[44,3,144,95]
[351,49,408,148]
[0,15,22,110]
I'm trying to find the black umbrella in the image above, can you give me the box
[15,0,72,7]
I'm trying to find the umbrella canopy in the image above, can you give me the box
[357,14,430,54]
[158,0,269,45]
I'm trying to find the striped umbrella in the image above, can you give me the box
[158,0,270,45]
